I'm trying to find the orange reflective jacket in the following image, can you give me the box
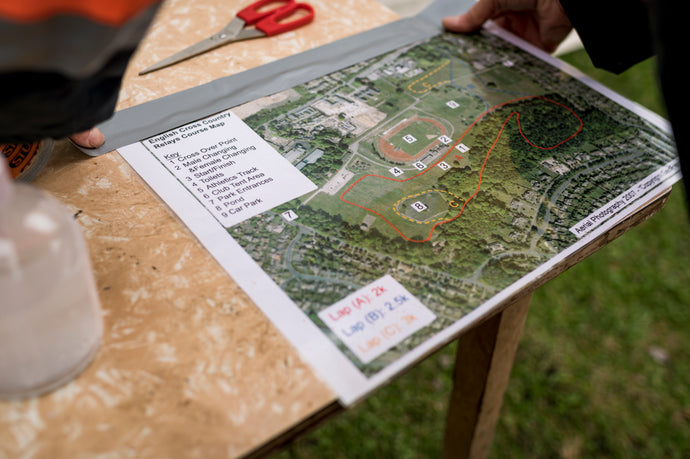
[0,0,160,25]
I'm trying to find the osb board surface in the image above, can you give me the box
[0,1,399,458]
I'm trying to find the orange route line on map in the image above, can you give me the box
[339,95,583,243]
[407,60,451,94]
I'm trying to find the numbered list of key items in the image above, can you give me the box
[141,109,316,228]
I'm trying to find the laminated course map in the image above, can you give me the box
[120,27,678,400]
[228,30,677,375]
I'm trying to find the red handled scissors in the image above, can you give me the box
[139,0,315,75]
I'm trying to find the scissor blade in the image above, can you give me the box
[138,38,224,75]
[139,17,245,75]
[232,27,265,42]
[220,16,246,41]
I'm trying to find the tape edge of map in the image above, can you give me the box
[78,0,474,157]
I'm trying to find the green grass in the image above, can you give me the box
[276,50,690,458]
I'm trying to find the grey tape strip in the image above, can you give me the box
[80,0,470,156]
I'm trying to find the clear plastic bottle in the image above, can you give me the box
[0,159,102,399]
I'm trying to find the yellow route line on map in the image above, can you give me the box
[407,60,451,94]
[392,189,464,224]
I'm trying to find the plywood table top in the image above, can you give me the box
[0,1,399,457]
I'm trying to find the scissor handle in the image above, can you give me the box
[236,0,294,25]
[254,2,314,36]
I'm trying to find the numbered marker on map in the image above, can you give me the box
[455,143,470,153]
[281,210,299,222]
[412,201,428,212]
[389,166,404,177]
[413,161,426,170]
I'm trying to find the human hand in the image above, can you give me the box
[442,0,572,53]
[69,127,105,149]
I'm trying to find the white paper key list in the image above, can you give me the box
[141,109,316,228]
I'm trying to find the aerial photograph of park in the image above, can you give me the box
[227,30,677,374]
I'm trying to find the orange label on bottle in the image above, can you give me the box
[1,142,41,179]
